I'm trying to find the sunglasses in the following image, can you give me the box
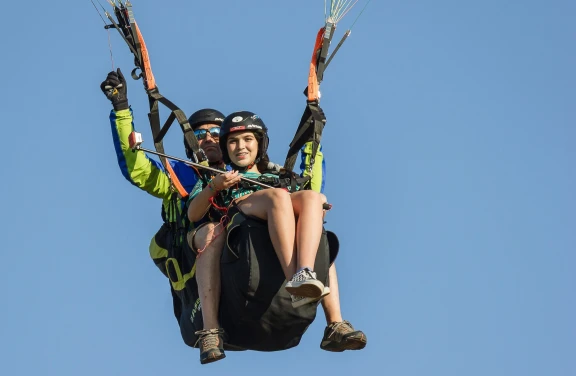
[194,127,221,140]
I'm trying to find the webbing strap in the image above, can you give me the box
[315,22,335,87]
[306,24,335,102]
[285,23,334,178]
[307,28,324,102]
[107,2,210,197]
[146,89,209,198]
[283,102,325,174]
[147,90,204,161]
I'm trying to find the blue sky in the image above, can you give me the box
[1,0,575,375]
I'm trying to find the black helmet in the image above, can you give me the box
[185,108,225,159]
[187,108,225,129]
[219,111,269,165]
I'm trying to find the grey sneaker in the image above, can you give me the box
[290,286,331,308]
[285,268,325,298]
[320,321,367,352]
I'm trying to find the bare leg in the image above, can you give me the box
[187,223,224,330]
[321,263,343,323]
[290,190,325,269]
[318,263,368,352]
[236,189,296,279]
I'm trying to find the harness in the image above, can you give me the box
[101,3,220,311]
[97,1,373,206]
[255,171,311,193]
[103,2,210,197]
[283,26,331,178]
[95,0,370,352]
[283,1,373,178]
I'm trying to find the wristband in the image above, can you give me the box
[208,180,220,194]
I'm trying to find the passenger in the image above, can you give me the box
[189,111,328,296]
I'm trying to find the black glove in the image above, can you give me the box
[100,68,129,111]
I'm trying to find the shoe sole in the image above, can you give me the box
[320,334,367,352]
[291,287,331,308]
[285,279,325,298]
[201,353,226,365]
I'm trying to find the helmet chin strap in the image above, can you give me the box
[230,157,261,173]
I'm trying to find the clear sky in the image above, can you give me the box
[0,1,574,375]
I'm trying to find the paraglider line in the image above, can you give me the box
[350,0,372,30]
[91,0,115,70]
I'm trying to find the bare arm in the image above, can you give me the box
[187,171,241,222]
[188,183,218,222]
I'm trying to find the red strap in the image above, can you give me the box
[164,160,188,198]
[134,22,156,91]
[307,27,324,102]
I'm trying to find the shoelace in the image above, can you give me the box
[194,328,224,349]
[292,268,317,282]
[328,321,354,338]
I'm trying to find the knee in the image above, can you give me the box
[188,222,223,252]
[266,188,292,206]
[297,190,324,203]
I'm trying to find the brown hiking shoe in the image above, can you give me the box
[320,321,367,352]
[194,328,226,364]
